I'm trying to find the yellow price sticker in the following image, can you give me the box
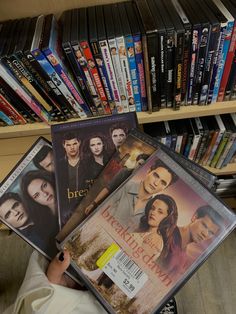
[96,243,120,269]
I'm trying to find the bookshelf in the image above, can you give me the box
[0,0,236,177]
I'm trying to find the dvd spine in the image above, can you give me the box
[173,31,184,110]
[71,44,104,116]
[216,133,236,168]
[107,37,129,113]
[148,33,161,111]
[116,35,136,112]
[80,40,111,115]
[207,25,227,104]
[62,42,98,116]
[91,40,118,114]
[133,33,147,112]
[141,33,152,112]
[0,110,14,125]
[211,21,234,103]
[210,132,231,168]
[0,76,38,122]
[0,63,50,123]
[43,48,89,118]
[187,27,201,105]
[218,23,236,101]
[18,53,66,121]
[23,51,71,119]
[31,48,79,118]
[224,50,236,100]
[98,39,121,113]
[124,34,142,112]
[0,79,32,123]
[192,26,210,105]
[199,25,221,105]
[166,30,175,108]
[0,93,27,124]
[9,54,58,121]
[134,35,148,111]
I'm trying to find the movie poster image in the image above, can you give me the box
[63,148,236,314]
[51,112,138,227]
[56,129,158,243]
[0,137,59,259]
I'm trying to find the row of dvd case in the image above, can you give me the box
[144,113,236,169]
[1,0,236,125]
[60,0,236,113]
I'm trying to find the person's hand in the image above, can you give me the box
[46,249,83,289]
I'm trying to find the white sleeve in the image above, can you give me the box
[6,251,107,314]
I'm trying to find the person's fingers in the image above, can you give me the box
[46,249,71,286]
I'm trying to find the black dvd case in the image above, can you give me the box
[163,0,185,110]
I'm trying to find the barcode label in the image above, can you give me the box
[115,251,144,280]
[97,245,148,298]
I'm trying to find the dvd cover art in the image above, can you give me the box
[51,112,138,228]
[0,137,59,259]
[56,129,217,244]
[62,148,236,314]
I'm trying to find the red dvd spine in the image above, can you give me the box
[80,40,111,115]
[0,94,27,124]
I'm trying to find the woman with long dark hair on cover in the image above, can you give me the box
[134,194,182,266]
[21,170,59,255]
[82,134,110,183]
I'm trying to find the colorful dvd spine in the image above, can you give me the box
[116,35,136,112]
[107,37,129,113]
[124,35,141,112]
[192,26,210,105]
[19,52,67,120]
[31,48,78,118]
[71,44,104,116]
[207,26,225,104]
[224,50,236,100]
[211,21,234,102]
[218,24,236,101]
[91,40,118,114]
[0,110,14,125]
[187,27,201,104]
[199,25,221,104]
[0,63,50,123]
[43,48,89,118]
[0,93,27,124]
[80,40,111,115]
[9,55,57,120]
[134,37,147,111]
[97,39,121,114]
[132,33,145,112]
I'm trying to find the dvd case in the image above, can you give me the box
[88,5,117,114]
[0,137,59,259]
[117,2,142,112]
[51,112,138,228]
[103,4,129,113]
[56,128,217,244]
[78,7,111,115]
[41,14,91,118]
[70,8,104,116]
[61,9,98,116]
[61,145,236,314]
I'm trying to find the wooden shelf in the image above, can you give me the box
[205,163,236,176]
[0,101,236,139]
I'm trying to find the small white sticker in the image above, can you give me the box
[101,250,148,298]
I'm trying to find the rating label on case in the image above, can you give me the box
[97,243,148,298]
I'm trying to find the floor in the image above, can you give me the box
[0,228,235,313]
